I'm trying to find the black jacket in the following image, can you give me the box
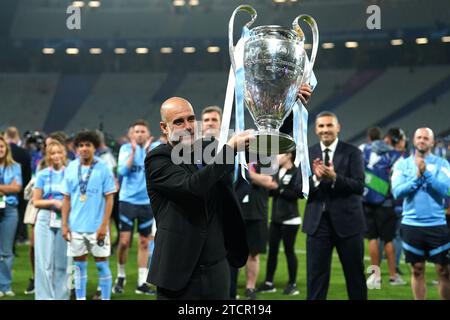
[302,140,366,238]
[270,166,302,223]
[145,141,248,291]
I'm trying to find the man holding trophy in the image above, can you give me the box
[145,5,319,300]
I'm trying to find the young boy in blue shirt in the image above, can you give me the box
[61,131,116,300]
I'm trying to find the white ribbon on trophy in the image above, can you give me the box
[219,6,256,182]
[218,35,250,181]
[293,64,317,198]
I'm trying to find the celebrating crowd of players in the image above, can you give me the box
[0,103,449,300]
[0,122,162,300]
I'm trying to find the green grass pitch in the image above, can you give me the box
[3,200,443,300]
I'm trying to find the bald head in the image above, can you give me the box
[160,97,193,122]
[160,97,196,146]
[414,127,434,155]
[414,128,434,141]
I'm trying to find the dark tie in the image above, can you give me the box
[324,148,331,166]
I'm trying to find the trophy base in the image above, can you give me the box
[249,131,296,156]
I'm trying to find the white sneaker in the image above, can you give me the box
[4,291,15,297]
[389,274,407,286]
[366,273,381,289]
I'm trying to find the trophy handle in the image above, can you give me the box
[292,15,319,83]
[228,5,257,73]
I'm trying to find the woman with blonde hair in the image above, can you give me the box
[0,136,22,297]
[33,140,69,300]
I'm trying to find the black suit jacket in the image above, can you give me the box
[145,141,249,291]
[302,140,366,238]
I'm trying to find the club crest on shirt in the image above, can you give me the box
[282,174,292,185]
[426,164,436,173]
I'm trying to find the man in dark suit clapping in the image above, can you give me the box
[145,97,253,300]
[303,111,367,300]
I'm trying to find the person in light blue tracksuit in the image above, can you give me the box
[33,141,69,300]
[392,127,450,300]
[113,120,155,295]
[0,136,22,297]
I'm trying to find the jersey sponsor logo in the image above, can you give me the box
[86,188,100,195]
[119,151,130,162]
[51,183,64,193]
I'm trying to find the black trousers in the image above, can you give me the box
[157,259,230,300]
[265,222,299,284]
[229,265,239,299]
[306,212,367,300]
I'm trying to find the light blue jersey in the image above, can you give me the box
[391,154,450,227]
[0,163,22,206]
[34,167,65,200]
[62,157,116,233]
[118,143,150,205]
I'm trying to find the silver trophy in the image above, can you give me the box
[229,5,319,155]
